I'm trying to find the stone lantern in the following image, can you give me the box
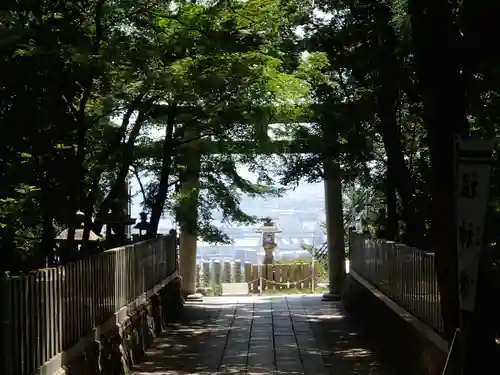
[55,211,101,262]
[134,212,149,240]
[98,197,136,248]
[255,217,281,291]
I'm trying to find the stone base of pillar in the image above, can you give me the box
[184,293,203,301]
[322,292,342,301]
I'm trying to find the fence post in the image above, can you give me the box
[213,261,221,291]
[196,264,201,288]
[223,261,231,283]
[233,261,241,283]
[202,261,211,288]
[2,272,12,375]
[244,262,252,294]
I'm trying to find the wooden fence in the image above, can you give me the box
[2,235,178,375]
[196,261,325,293]
[350,231,444,333]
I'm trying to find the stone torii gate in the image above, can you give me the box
[175,122,361,301]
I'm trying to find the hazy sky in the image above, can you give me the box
[130,165,324,228]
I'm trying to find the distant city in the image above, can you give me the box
[131,172,326,264]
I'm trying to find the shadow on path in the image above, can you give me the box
[132,295,395,375]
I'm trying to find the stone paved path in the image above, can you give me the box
[132,295,394,375]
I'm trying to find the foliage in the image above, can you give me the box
[0,0,313,269]
[266,0,500,346]
[2,0,500,356]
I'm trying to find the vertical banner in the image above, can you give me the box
[455,138,494,311]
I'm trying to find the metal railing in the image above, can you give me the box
[349,231,444,334]
[3,234,178,375]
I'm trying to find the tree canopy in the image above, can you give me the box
[0,0,312,270]
[2,0,500,356]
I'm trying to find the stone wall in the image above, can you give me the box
[57,276,183,375]
[342,272,449,375]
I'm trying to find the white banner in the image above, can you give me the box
[456,140,493,311]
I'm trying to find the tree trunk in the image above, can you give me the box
[459,2,500,370]
[81,95,146,243]
[408,0,468,342]
[92,111,148,234]
[41,182,56,266]
[0,228,16,273]
[374,3,426,246]
[385,175,398,240]
[66,0,105,248]
[147,105,177,238]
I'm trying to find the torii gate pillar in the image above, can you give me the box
[179,229,200,299]
[322,155,346,301]
[177,136,203,301]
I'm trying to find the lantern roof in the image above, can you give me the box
[255,218,281,233]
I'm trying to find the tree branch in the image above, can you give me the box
[87,92,147,183]
[131,164,148,206]
[76,0,106,126]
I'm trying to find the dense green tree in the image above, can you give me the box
[2,2,500,366]
[0,0,313,267]
[271,0,500,367]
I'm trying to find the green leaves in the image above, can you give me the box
[1,0,316,256]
